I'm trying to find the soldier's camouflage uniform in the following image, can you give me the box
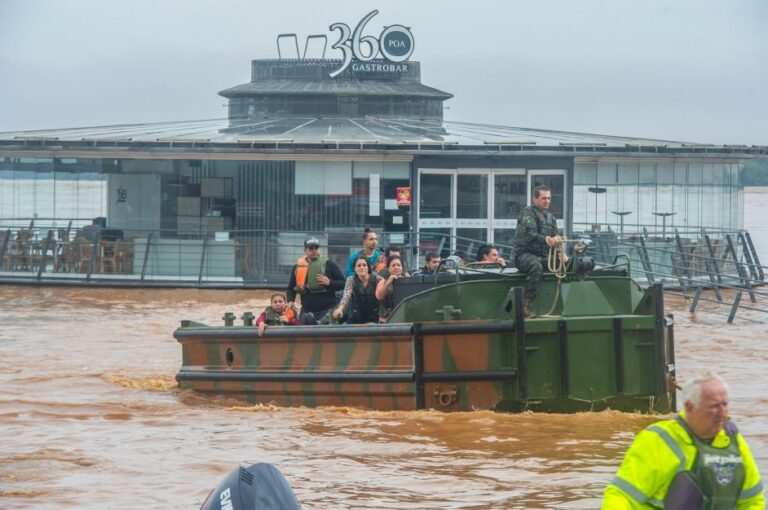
[511,206,559,302]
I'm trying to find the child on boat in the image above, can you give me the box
[256,293,299,336]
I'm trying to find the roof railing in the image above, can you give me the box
[483,140,537,145]
[321,139,379,149]
[402,140,458,150]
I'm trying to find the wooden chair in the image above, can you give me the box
[27,241,45,272]
[54,241,71,272]
[100,240,121,273]
[4,230,34,271]
[237,241,253,277]
[75,237,95,273]
[64,242,81,273]
[118,239,134,273]
[52,229,71,272]
[117,237,135,274]
[2,237,19,270]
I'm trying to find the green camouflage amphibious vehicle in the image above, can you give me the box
[175,259,676,414]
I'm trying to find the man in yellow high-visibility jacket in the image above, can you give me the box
[603,370,764,509]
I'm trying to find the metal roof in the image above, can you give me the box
[1,118,765,156]
[219,79,452,99]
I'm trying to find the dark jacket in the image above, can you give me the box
[348,276,381,324]
[512,206,558,261]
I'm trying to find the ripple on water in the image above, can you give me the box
[1,282,768,509]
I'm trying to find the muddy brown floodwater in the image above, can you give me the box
[2,285,766,509]
[2,189,768,509]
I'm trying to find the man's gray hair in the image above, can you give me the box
[680,370,728,407]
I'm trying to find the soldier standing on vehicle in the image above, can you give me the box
[510,185,566,318]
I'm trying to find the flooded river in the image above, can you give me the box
[2,190,768,509]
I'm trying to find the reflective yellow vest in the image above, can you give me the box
[602,414,764,509]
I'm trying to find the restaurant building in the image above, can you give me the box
[1,11,765,286]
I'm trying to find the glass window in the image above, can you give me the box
[657,163,673,185]
[295,161,352,195]
[596,163,617,227]
[574,162,596,185]
[457,174,487,219]
[530,174,565,219]
[456,228,487,255]
[597,163,616,185]
[419,228,451,258]
[618,162,638,185]
[615,163,639,234]
[639,163,655,184]
[673,162,687,184]
[494,174,526,219]
[419,173,452,219]
[702,163,716,185]
[382,161,410,179]
[688,163,703,184]
[572,184,590,230]
[0,157,107,230]
[494,228,516,251]
[733,163,743,188]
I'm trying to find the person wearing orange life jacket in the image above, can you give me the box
[603,370,764,509]
[256,293,299,337]
[286,237,345,324]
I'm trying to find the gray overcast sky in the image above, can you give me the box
[1,0,766,144]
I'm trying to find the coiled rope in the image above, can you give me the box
[543,236,568,316]
[547,236,568,279]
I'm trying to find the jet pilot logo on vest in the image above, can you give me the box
[703,453,743,485]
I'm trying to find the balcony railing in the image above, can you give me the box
[1,220,764,302]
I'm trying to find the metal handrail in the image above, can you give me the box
[1,222,765,324]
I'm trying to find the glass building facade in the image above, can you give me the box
[0,156,747,235]
[0,155,413,282]
[572,159,743,234]
[0,149,754,286]
[0,156,411,233]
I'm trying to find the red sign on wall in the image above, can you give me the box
[396,187,412,206]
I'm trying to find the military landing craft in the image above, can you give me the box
[175,250,676,414]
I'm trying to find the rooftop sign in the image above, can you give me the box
[328,10,415,77]
[277,10,415,79]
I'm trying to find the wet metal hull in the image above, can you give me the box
[175,280,676,413]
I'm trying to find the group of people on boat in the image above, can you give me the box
[278,228,411,330]
[257,184,568,332]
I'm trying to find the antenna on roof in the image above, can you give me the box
[303,35,327,59]
[276,33,300,59]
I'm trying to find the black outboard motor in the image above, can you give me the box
[200,463,303,510]
[570,255,596,278]
[567,239,596,279]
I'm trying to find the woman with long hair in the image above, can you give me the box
[375,255,404,322]
[332,255,382,324]
[256,293,299,336]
